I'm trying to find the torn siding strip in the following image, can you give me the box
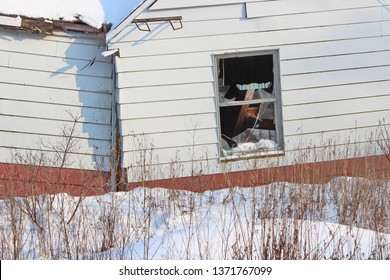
[0,14,21,27]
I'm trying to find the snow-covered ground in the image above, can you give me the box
[0,0,144,28]
[0,177,388,260]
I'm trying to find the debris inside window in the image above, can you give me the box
[216,52,283,158]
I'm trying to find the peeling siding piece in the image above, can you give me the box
[0,15,21,27]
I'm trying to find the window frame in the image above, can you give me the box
[213,49,285,161]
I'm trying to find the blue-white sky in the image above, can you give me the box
[0,0,144,28]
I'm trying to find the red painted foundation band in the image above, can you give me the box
[1,155,389,199]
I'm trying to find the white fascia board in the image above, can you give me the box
[0,15,22,27]
[106,0,157,44]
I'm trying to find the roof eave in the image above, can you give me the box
[106,0,157,44]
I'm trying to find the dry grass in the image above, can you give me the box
[0,175,388,260]
[0,123,389,260]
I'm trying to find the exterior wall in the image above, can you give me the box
[109,0,390,182]
[0,29,113,172]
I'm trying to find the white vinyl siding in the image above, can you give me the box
[110,0,390,181]
[149,0,267,10]
[0,29,113,171]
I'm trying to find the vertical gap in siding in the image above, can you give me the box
[381,6,384,36]
[112,56,128,192]
[244,3,248,19]
[110,56,118,192]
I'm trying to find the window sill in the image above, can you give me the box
[220,149,285,163]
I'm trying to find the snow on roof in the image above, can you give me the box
[0,0,144,28]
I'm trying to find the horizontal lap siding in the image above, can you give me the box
[246,0,382,18]
[126,144,219,167]
[112,23,384,60]
[284,111,389,138]
[115,52,213,73]
[110,3,387,45]
[0,29,110,62]
[1,51,112,78]
[284,96,390,123]
[116,67,214,88]
[0,84,111,108]
[112,1,390,179]
[113,7,383,44]
[1,115,111,141]
[118,83,215,104]
[120,113,217,135]
[0,99,111,124]
[0,148,110,171]
[149,0,256,10]
[119,98,215,119]
[0,31,113,171]
[122,128,218,152]
[282,65,390,90]
[126,159,221,183]
[141,4,246,22]
[281,50,390,76]
[0,67,111,92]
[0,131,111,156]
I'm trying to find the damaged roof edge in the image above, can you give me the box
[0,13,111,36]
[106,0,157,43]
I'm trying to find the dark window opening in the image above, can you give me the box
[216,52,284,158]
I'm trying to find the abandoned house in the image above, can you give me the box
[1,0,390,197]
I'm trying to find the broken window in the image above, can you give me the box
[215,51,284,159]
